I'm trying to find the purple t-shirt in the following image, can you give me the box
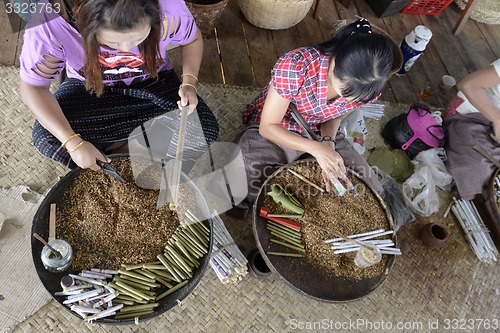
[19,0,197,87]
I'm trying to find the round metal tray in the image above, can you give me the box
[252,159,396,302]
[31,155,213,324]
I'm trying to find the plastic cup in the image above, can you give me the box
[354,242,382,268]
[439,75,456,93]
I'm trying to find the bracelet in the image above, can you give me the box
[179,83,197,93]
[321,136,336,143]
[181,73,198,83]
[61,133,81,148]
[66,140,85,153]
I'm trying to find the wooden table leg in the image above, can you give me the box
[453,0,479,35]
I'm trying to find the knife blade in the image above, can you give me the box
[97,158,128,183]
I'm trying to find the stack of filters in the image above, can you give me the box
[451,197,498,264]
[210,212,248,284]
[324,229,401,255]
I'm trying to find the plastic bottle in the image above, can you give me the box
[398,26,432,75]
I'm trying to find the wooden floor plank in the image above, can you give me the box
[477,24,500,59]
[0,10,22,66]
[243,22,276,88]
[440,5,496,73]
[198,34,224,84]
[295,9,327,46]
[271,27,302,58]
[316,0,341,37]
[216,0,255,87]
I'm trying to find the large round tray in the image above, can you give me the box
[252,159,396,302]
[31,155,213,324]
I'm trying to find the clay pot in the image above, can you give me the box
[247,249,271,279]
[420,223,449,247]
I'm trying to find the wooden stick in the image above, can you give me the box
[48,203,56,242]
[300,219,370,249]
[288,169,325,193]
[169,105,190,210]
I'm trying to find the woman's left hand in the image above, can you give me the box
[178,84,198,114]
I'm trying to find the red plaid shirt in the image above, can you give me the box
[242,47,376,135]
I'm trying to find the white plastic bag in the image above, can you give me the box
[340,108,367,155]
[402,149,453,217]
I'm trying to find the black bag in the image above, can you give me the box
[382,103,445,159]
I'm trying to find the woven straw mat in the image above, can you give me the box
[1,65,499,333]
[454,0,500,25]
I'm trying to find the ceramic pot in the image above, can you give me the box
[420,222,449,247]
[247,249,271,279]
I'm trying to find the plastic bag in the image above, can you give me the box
[402,149,453,217]
[340,108,367,155]
[375,168,416,231]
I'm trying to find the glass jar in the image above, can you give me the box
[41,239,74,272]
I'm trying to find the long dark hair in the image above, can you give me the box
[69,0,162,95]
[314,19,393,103]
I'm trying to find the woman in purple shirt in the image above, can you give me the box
[19,0,218,170]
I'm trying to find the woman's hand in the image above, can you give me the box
[178,84,198,114]
[311,141,346,192]
[67,141,110,170]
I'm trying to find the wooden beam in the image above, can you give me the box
[453,0,479,35]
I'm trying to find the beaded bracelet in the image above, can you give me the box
[67,140,85,153]
[61,133,81,148]
[180,73,198,83]
[179,83,197,93]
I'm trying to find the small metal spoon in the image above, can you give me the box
[33,233,63,260]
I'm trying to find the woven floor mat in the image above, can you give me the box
[2,65,499,333]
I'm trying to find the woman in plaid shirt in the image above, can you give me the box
[229,18,393,219]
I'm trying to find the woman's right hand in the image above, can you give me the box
[311,141,346,192]
[67,141,109,170]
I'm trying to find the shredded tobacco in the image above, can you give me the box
[57,159,198,270]
[262,161,393,280]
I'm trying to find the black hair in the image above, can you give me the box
[314,19,394,103]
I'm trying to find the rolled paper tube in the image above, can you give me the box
[267,251,303,258]
[142,264,168,270]
[164,252,189,279]
[267,213,304,219]
[156,280,189,301]
[171,243,195,268]
[114,310,154,320]
[192,220,210,236]
[119,303,160,313]
[80,272,107,280]
[91,268,119,275]
[166,245,193,273]
[104,285,116,294]
[86,292,111,302]
[179,229,207,254]
[62,290,101,304]
[114,276,154,289]
[114,294,143,302]
[69,274,106,286]
[62,283,93,292]
[172,234,201,258]
[122,263,144,271]
[87,304,123,321]
[269,231,304,248]
[107,282,143,301]
[148,269,175,281]
[260,207,301,230]
[270,239,306,253]
[267,223,302,239]
[341,173,359,196]
[117,270,156,283]
[83,270,113,279]
[114,281,155,300]
[54,290,84,296]
[112,299,135,306]
[70,305,100,314]
[92,293,119,308]
[155,276,173,288]
[132,269,156,280]
[157,254,182,282]
[324,229,386,243]
[186,224,208,244]
[380,249,402,255]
